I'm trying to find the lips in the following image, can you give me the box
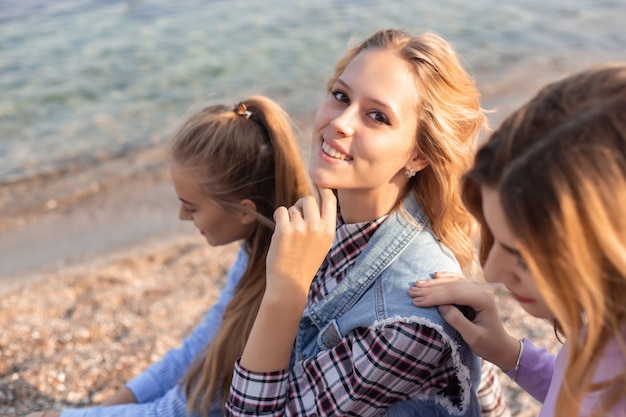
[321,140,352,161]
[508,288,535,303]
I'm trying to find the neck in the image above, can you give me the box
[337,188,404,224]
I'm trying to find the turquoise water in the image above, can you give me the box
[1,0,624,185]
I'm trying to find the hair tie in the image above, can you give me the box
[234,102,252,119]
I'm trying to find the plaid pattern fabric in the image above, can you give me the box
[226,214,467,417]
[478,360,511,417]
[307,213,387,305]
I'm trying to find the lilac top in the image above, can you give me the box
[506,336,626,416]
[61,246,248,417]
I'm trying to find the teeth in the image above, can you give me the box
[322,141,350,161]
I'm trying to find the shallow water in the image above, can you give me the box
[1,0,624,185]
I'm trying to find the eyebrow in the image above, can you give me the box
[499,241,521,257]
[335,79,397,117]
[178,197,196,206]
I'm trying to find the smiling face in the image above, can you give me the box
[309,48,428,222]
[170,161,256,246]
[481,186,553,320]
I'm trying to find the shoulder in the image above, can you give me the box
[233,244,249,269]
[223,243,249,290]
[593,334,626,382]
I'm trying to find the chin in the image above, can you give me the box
[313,179,340,190]
[520,304,554,321]
[308,169,335,189]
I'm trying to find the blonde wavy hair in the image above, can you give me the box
[464,64,626,416]
[328,28,486,270]
[171,96,311,415]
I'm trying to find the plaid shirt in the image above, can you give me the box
[226,214,462,417]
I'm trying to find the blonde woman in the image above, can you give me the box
[226,29,504,417]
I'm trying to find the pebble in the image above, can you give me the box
[0,238,558,416]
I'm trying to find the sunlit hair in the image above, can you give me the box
[171,95,311,415]
[327,29,486,271]
[464,64,626,416]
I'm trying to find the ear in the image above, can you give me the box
[238,198,258,225]
[408,153,430,173]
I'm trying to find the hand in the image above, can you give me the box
[265,188,337,301]
[240,189,336,371]
[408,272,520,371]
[100,386,137,405]
[25,411,61,417]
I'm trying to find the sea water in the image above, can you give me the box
[1,0,624,185]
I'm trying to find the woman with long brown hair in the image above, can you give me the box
[411,64,626,416]
[27,95,311,417]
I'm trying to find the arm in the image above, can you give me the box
[58,385,193,417]
[409,272,554,402]
[503,338,554,403]
[27,246,248,417]
[125,245,247,403]
[100,387,136,406]
[239,189,337,372]
[227,321,461,416]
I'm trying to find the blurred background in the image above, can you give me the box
[1,0,625,279]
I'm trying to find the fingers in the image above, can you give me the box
[318,188,337,224]
[274,205,290,225]
[287,206,302,222]
[265,189,336,296]
[439,296,519,371]
[408,278,470,307]
[291,188,336,219]
[416,271,466,287]
[437,304,479,338]
[433,271,464,280]
[410,273,492,307]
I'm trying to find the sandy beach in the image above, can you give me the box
[3,0,625,414]
[0,149,563,417]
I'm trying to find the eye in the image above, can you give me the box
[515,254,528,271]
[183,204,196,214]
[331,89,350,104]
[367,110,391,126]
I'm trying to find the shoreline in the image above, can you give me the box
[1,52,617,281]
[0,146,187,284]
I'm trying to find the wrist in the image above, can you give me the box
[240,289,306,372]
[260,288,308,319]
[499,336,524,374]
[264,272,311,305]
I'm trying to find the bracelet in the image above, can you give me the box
[511,338,524,381]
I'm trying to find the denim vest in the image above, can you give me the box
[293,193,481,417]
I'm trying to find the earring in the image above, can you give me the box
[405,167,416,178]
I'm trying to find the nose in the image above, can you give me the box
[178,204,192,221]
[330,106,357,137]
[483,244,517,285]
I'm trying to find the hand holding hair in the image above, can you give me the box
[241,188,336,372]
[266,188,336,299]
